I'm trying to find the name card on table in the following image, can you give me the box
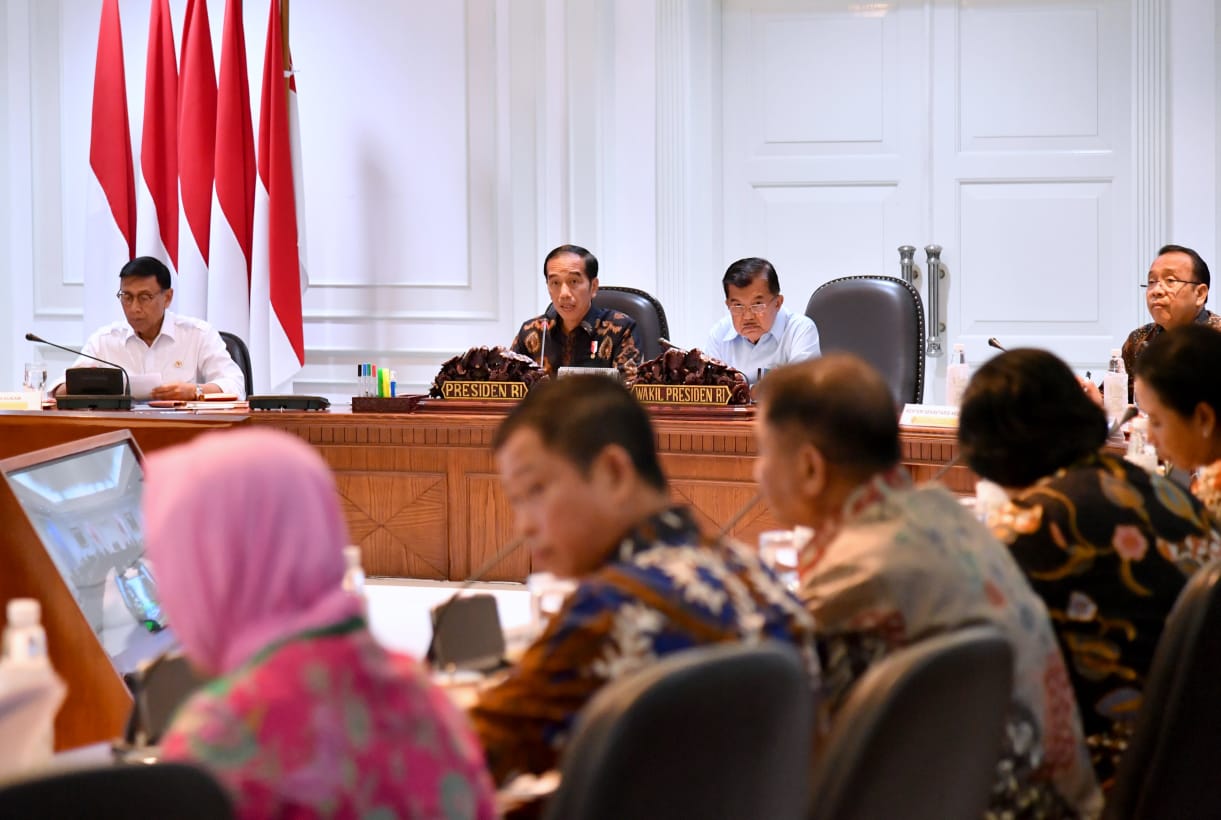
[440,381,527,401]
[0,391,38,410]
[632,384,732,406]
[900,404,960,429]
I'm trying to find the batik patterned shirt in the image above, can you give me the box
[799,467,1101,819]
[1190,459,1221,522]
[1121,308,1221,401]
[468,505,819,784]
[989,452,1221,788]
[161,619,498,820]
[510,305,642,382]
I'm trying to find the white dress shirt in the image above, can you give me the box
[704,306,821,385]
[64,310,245,399]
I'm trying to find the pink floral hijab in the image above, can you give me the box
[143,428,362,676]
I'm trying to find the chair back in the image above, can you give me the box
[807,625,1013,820]
[0,762,234,818]
[543,641,812,820]
[1104,558,1221,820]
[218,331,253,398]
[592,286,670,361]
[804,275,925,404]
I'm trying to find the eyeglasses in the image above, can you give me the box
[116,290,165,306]
[727,299,776,316]
[1141,277,1202,293]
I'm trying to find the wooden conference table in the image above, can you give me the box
[0,402,975,584]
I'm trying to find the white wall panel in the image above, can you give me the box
[960,8,1100,144]
[958,182,1106,324]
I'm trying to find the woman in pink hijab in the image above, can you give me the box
[145,428,496,819]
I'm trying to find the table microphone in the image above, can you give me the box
[26,331,132,396]
[987,337,1007,352]
[425,536,526,667]
[715,492,762,541]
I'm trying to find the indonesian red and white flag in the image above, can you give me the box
[251,0,306,391]
[134,0,178,281]
[207,0,255,341]
[84,0,136,333]
[176,0,216,321]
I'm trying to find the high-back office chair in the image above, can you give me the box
[804,275,925,404]
[592,286,671,361]
[1104,558,1221,820]
[807,625,1013,820]
[218,331,253,398]
[121,651,207,749]
[0,762,234,819]
[543,641,812,820]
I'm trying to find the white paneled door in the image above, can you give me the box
[722,0,1135,402]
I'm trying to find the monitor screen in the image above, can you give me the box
[0,431,177,677]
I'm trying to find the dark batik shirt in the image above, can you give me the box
[1121,308,1221,400]
[468,505,818,784]
[991,452,1221,788]
[509,305,642,382]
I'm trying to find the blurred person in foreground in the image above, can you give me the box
[469,376,817,784]
[1134,323,1221,519]
[145,428,496,819]
[958,348,1221,787]
[754,354,1100,818]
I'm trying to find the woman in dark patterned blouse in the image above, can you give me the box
[958,348,1221,788]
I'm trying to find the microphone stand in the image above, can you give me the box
[26,332,132,410]
[425,536,526,667]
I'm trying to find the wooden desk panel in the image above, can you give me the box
[0,409,977,587]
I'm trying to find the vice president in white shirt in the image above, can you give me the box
[704,257,821,385]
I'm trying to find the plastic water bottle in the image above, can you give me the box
[1125,416,1160,472]
[2,599,59,765]
[1103,349,1128,429]
[341,546,367,611]
[115,559,166,632]
[946,343,970,406]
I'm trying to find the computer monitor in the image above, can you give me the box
[0,431,177,678]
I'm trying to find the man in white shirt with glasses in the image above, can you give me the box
[704,257,821,385]
[52,256,245,401]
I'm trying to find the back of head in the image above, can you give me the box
[493,376,666,492]
[143,428,359,676]
[544,244,599,281]
[1158,243,1211,288]
[722,257,781,297]
[755,354,900,477]
[120,256,173,291]
[958,348,1107,488]
[1135,323,1221,419]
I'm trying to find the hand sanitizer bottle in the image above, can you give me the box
[2,599,63,767]
[946,343,970,406]
[341,546,367,612]
[1103,348,1128,430]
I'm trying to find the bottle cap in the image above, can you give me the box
[953,343,964,352]
[6,598,40,628]
[1110,348,1121,357]
[343,545,362,568]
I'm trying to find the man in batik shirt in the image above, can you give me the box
[753,355,1102,819]
[509,244,643,381]
[469,376,817,784]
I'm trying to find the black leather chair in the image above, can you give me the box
[592,286,670,361]
[804,275,925,404]
[1104,558,1221,820]
[0,762,234,818]
[543,641,812,820]
[807,625,1013,820]
[218,331,253,398]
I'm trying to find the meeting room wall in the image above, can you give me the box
[1,0,1218,400]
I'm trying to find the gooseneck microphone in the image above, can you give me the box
[26,332,131,396]
[987,337,1007,352]
[425,536,526,667]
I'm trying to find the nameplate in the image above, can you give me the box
[631,384,732,406]
[900,403,959,428]
[0,391,31,410]
[440,381,527,401]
